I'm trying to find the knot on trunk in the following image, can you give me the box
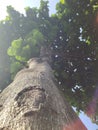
[14,86,47,116]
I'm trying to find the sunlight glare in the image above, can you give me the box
[0,0,27,20]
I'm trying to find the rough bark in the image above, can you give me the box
[0,58,87,130]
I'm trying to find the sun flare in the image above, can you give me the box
[0,0,27,20]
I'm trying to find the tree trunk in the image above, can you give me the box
[0,58,87,130]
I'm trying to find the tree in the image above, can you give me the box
[0,0,98,126]
[0,0,88,129]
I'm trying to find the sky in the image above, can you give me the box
[80,111,98,130]
[0,0,98,129]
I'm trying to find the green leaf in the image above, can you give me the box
[60,0,65,4]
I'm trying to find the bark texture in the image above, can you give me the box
[0,58,87,130]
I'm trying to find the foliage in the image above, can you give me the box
[60,0,65,4]
[7,30,44,78]
[53,0,98,113]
